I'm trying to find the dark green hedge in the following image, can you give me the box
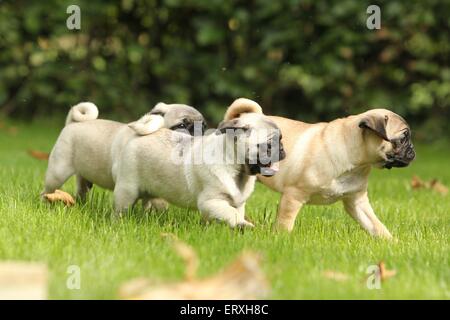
[0,0,449,138]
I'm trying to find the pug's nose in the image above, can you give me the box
[406,146,416,161]
[279,148,286,161]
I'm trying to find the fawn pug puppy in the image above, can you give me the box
[258,109,415,239]
[114,98,286,227]
[43,101,206,210]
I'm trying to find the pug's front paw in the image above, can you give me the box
[235,220,255,229]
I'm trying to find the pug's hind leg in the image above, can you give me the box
[343,193,393,239]
[113,184,139,219]
[198,199,252,228]
[42,155,75,197]
[143,197,169,212]
[274,192,304,232]
[76,175,93,202]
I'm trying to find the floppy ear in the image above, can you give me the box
[224,98,263,121]
[129,114,165,135]
[216,119,250,135]
[359,114,390,141]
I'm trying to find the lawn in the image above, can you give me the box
[0,119,448,299]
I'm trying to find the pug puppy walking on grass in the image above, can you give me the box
[113,98,286,227]
[42,101,206,211]
[259,109,415,239]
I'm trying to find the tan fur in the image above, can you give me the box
[113,108,283,227]
[65,102,99,125]
[258,109,413,239]
[128,114,165,135]
[224,98,263,120]
[43,102,205,212]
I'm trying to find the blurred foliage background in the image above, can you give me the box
[0,0,449,140]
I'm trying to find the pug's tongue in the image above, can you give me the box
[260,163,279,176]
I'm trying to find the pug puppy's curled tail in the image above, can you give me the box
[65,102,99,126]
[128,114,165,135]
[224,98,263,120]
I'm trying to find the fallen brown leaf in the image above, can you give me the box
[43,190,75,206]
[410,175,425,189]
[430,179,448,196]
[322,270,350,282]
[28,150,50,161]
[0,123,18,135]
[0,261,48,300]
[161,233,198,281]
[411,175,448,196]
[119,235,269,300]
[378,261,396,281]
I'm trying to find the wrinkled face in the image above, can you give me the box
[360,109,415,169]
[381,118,415,169]
[150,103,207,136]
[217,113,286,176]
[247,129,286,176]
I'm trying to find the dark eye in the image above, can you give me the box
[402,131,409,141]
[170,123,187,130]
[396,131,409,145]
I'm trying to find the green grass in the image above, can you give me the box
[0,119,449,299]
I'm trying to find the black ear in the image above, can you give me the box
[359,115,390,141]
[216,119,250,135]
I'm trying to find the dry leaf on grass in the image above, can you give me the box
[429,179,448,196]
[119,234,269,300]
[322,270,350,282]
[363,261,396,285]
[0,123,18,136]
[378,261,396,281]
[43,190,75,206]
[0,261,48,300]
[161,233,198,281]
[410,175,425,189]
[28,150,50,161]
[411,175,448,196]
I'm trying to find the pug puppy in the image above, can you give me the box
[42,101,206,210]
[258,109,415,239]
[114,98,286,227]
